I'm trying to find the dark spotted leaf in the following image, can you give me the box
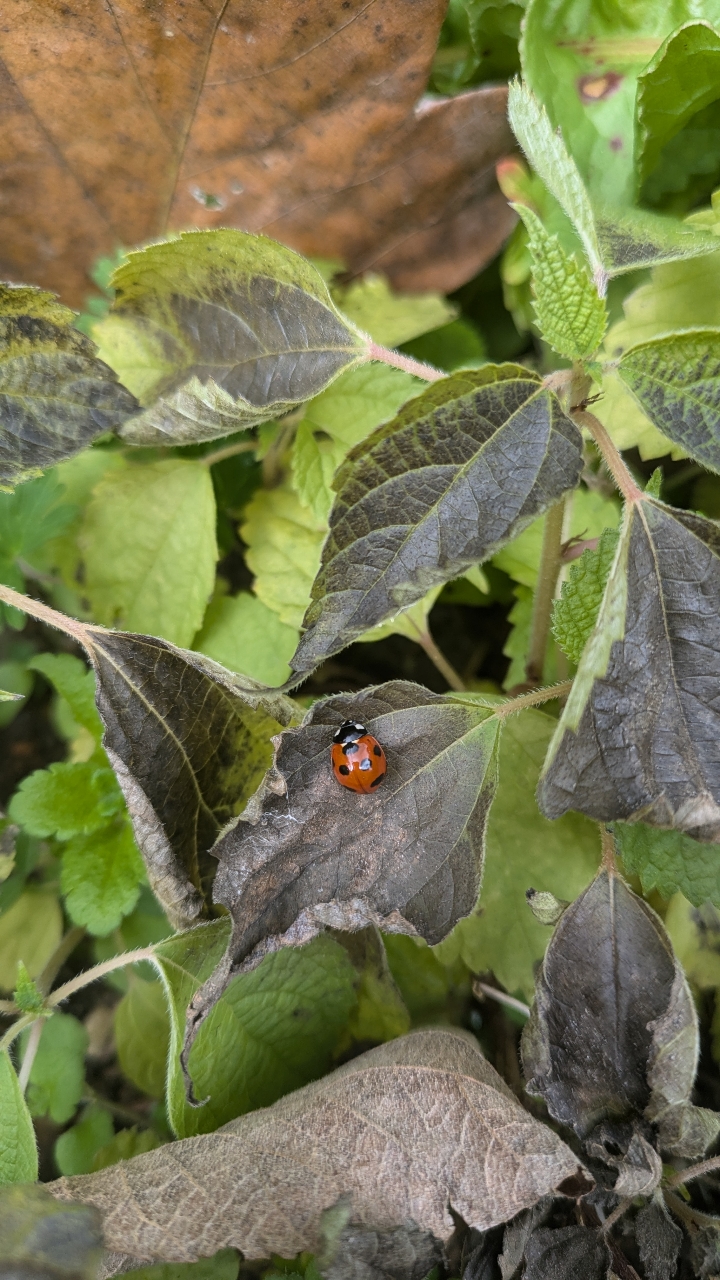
[0,284,137,486]
[0,1182,103,1280]
[48,1029,580,1268]
[539,498,720,842]
[619,330,720,472]
[95,232,367,445]
[185,682,500,1054]
[522,1226,610,1280]
[291,366,584,677]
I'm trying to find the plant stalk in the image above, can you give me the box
[368,341,446,383]
[473,981,530,1018]
[494,681,573,718]
[416,628,466,692]
[525,498,565,686]
[47,947,158,1008]
[667,1154,720,1188]
[571,408,643,504]
[201,440,256,468]
[17,1017,44,1093]
[0,582,89,644]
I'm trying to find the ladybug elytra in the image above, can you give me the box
[331,720,386,793]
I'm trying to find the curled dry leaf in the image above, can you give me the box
[0,586,297,929]
[183,681,500,1058]
[0,1,515,306]
[539,497,720,842]
[49,1028,581,1269]
[291,366,584,677]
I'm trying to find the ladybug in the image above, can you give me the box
[331,720,387,793]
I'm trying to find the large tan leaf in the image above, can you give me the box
[49,1028,580,1270]
[0,1,515,306]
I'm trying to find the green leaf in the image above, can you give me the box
[13,962,46,1016]
[502,584,558,690]
[540,498,720,841]
[0,889,63,992]
[61,820,144,936]
[0,663,31,726]
[291,421,346,522]
[615,822,720,906]
[81,458,217,648]
[637,22,720,188]
[152,920,358,1137]
[194,592,299,687]
[0,1184,102,1275]
[94,230,367,445]
[552,527,620,664]
[9,759,123,840]
[27,653,102,740]
[21,1012,87,1125]
[117,1250,239,1280]
[54,1104,115,1177]
[330,273,456,347]
[515,205,608,358]
[115,976,170,1099]
[302,364,419,450]
[91,1126,163,1171]
[333,928,410,1056]
[383,934,468,1025]
[241,483,326,629]
[618,329,720,471]
[0,1050,37,1184]
[291,366,583,676]
[434,709,599,1000]
[0,283,137,486]
[0,471,76,558]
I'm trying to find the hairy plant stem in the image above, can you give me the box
[525,497,565,686]
[0,582,88,644]
[601,1196,635,1234]
[571,408,643,504]
[412,627,465,691]
[493,681,573,719]
[667,1154,720,1188]
[664,1188,720,1230]
[47,947,158,1008]
[368,341,446,383]
[0,1012,35,1054]
[17,1017,44,1093]
[472,980,530,1018]
[201,439,256,468]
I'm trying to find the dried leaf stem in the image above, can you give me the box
[664,1188,720,1230]
[667,1154,720,1188]
[368,341,446,383]
[525,497,565,686]
[601,1196,635,1234]
[0,582,88,644]
[494,681,574,718]
[473,980,530,1018]
[600,824,618,873]
[571,408,643,504]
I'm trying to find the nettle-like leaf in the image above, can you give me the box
[618,329,720,473]
[0,1183,102,1278]
[637,22,720,190]
[49,1028,580,1267]
[514,205,607,359]
[522,864,720,1168]
[94,231,368,446]
[291,365,584,677]
[540,497,720,842]
[21,1012,88,1126]
[0,1049,37,1185]
[552,528,619,664]
[0,284,138,485]
[615,821,720,907]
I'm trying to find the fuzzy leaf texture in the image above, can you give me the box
[515,205,607,359]
[94,231,367,445]
[540,498,720,842]
[552,528,619,664]
[0,284,137,485]
[291,365,584,676]
[48,1029,580,1267]
[619,329,720,473]
[614,821,720,908]
[0,1051,37,1185]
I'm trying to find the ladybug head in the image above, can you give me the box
[333,719,367,745]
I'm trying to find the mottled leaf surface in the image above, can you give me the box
[540,498,720,841]
[95,232,365,445]
[49,1029,579,1266]
[291,366,583,676]
[0,284,137,485]
[0,1183,103,1279]
[619,330,720,473]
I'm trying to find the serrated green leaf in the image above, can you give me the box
[637,22,720,188]
[0,1050,37,1185]
[81,458,217,648]
[615,821,720,906]
[194,592,299,687]
[552,527,620,664]
[91,1126,163,1171]
[0,889,63,992]
[291,421,346,522]
[619,329,720,471]
[434,709,599,999]
[117,1249,239,1280]
[0,471,76,558]
[27,653,102,740]
[13,961,46,1015]
[330,273,456,347]
[291,365,583,676]
[54,1104,115,1177]
[302,363,419,451]
[61,820,144,936]
[0,283,137,486]
[94,231,366,445]
[515,205,608,358]
[152,921,358,1137]
[115,976,170,1099]
[502,584,557,690]
[241,483,326,629]
[21,1012,87,1125]
[9,759,123,840]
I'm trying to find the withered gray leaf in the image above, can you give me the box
[522,1226,610,1280]
[521,866,683,1148]
[185,682,500,1052]
[539,498,720,842]
[290,365,583,676]
[320,1212,443,1280]
[691,1222,720,1279]
[0,284,138,486]
[49,1029,580,1268]
[0,1183,103,1280]
[635,1193,683,1280]
[618,330,720,473]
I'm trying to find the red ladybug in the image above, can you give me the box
[331,720,387,793]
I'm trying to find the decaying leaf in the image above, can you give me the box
[0,1182,103,1280]
[635,1193,683,1280]
[49,1028,580,1268]
[291,366,584,677]
[184,682,500,1054]
[540,497,720,842]
[522,1225,610,1280]
[316,1199,444,1280]
[0,1,515,306]
[0,284,137,485]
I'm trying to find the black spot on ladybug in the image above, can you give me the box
[370,772,385,787]
[373,745,382,757]
[343,742,359,754]
[339,764,350,776]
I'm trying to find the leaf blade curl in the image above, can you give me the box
[290,365,584,677]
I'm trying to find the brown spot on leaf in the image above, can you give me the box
[577,72,623,103]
